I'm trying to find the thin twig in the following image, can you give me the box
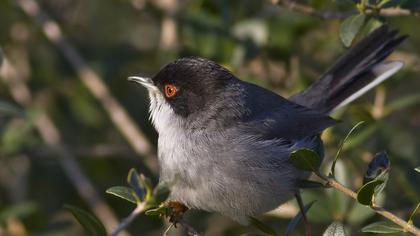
[111,203,146,236]
[273,0,354,19]
[0,55,127,235]
[273,0,420,19]
[316,172,420,235]
[15,0,158,172]
[295,193,312,236]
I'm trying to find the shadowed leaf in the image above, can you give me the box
[379,0,403,8]
[289,148,321,172]
[152,182,171,204]
[323,221,347,236]
[285,201,315,236]
[362,221,403,233]
[64,205,107,236]
[340,14,366,47]
[127,168,145,202]
[106,186,137,204]
[356,179,384,205]
[250,217,277,236]
[363,152,390,184]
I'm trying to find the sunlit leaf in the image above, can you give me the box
[145,205,168,216]
[415,167,420,173]
[340,14,366,47]
[361,221,403,233]
[323,221,347,236]
[106,186,137,204]
[356,179,384,205]
[64,205,107,236]
[331,121,365,177]
[289,148,321,172]
[285,201,315,236]
[250,217,277,236]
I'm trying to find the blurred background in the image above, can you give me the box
[0,0,419,235]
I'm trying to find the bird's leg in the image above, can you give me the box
[163,200,189,226]
[295,192,313,236]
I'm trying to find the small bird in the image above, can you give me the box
[129,25,405,224]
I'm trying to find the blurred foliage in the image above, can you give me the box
[1,0,420,235]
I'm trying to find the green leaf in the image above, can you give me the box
[331,121,365,177]
[340,14,366,47]
[378,0,402,8]
[127,168,148,202]
[152,182,171,204]
[250,217,277,236]
[347,201,375,224]
[363,152,390,184]
[0,202,38,223]
[145,205,168,216]
[1,113,37,154]
[415,167,420,173]
[289,148,321,172]
[408,203,420,224]
[106,186,137,204]
[285,201,315,236]
[361,221,403,233]
[64,205,107,236]
[384,94,420,117]
[298,180,326,189]
[356,179,384,205]
[342,123,379,150]
[323,221,347,236]
[360,152,391,201]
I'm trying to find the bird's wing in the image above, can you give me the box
[239,82,337,141]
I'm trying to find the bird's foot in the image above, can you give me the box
[163,200,188,225]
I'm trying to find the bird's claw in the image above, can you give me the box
[163,201,188,226]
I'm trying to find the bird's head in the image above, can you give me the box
[129,57,237,131]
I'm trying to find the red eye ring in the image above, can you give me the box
[164,84,177,98]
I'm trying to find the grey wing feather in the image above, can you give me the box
[239,82,337,141]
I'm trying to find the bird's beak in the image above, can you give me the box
[127,76,157,90]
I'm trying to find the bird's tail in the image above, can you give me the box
[290,25,407,114]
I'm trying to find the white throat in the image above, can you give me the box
[148,91,184,134]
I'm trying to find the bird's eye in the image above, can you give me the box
[164,84,177,98]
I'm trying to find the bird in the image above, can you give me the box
[128,25,406,224]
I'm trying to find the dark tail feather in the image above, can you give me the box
[290,25,407,114]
